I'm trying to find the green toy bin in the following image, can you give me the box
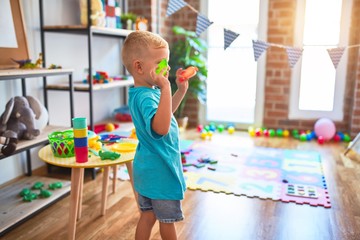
[48,130,75,158]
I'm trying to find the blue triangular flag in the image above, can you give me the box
[252,40,269,61]
[327,47,345,69]
[166,0,187,17]
[196,14,213,36]
[224,29,240,50]
[286,46,303,68]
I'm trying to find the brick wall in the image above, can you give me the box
[348,0,360,138]
[129,0,360,135]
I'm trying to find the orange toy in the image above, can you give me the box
[180,66,198,81]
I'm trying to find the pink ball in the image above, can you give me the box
[314,118,336,141]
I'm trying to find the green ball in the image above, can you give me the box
[343,134,351,142]
[269,129,276,137]
[292,129,299,136]
[276,129,283,137]
[217,124,225,132]
[299,134,307,141]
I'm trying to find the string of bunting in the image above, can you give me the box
[166,0,360,69]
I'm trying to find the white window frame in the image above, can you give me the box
[289,0,352,121]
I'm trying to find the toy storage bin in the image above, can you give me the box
[48,130,75,158]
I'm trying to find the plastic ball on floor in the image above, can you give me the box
[263,129,270,137]
[276,129,283,137]
[227,126,235,134]
[333,134,341,142]
[269,129,276,137]
[217,124,225,133]
[197,124,203,132]
[200,131,208,140]
[314,118,336,141]
[299,133,307,141]
[283,129,290,137]
[343,134,351,142]
[248,127,255,137]
[255,128,262,137]
[317,136,325,144]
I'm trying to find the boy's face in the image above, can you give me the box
[141,47,170,84]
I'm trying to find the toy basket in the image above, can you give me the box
[48,130,75,158]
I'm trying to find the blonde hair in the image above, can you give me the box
[121,31,168,73]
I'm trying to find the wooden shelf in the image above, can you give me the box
[0,125,70,160]
[46,79,134,91]
[0,176,71,236]
[42,25,133,38]
[0,68,73,80]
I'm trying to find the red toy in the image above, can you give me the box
[180,66,198,82]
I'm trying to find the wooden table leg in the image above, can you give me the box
[112,165,117,193]
[101,166,110,216]
[125,162,138,204]
[77,168,84,220]
[68,168,82,240]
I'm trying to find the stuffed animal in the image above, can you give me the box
[0,96,43,156]
[80,0,106,27]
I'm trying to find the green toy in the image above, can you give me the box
[99,150,121,160]
[22,192,38,202]
[155,59,168,76]
[39,189,52,198]
[32,181,44,190]
[48,182,63,190]
[19,188,31,197]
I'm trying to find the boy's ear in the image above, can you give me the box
[133,60,143,74]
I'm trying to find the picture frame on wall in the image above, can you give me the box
[0,0,29,69]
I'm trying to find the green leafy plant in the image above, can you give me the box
[168,26,208,119]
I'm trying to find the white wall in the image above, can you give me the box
[0,0,126,185]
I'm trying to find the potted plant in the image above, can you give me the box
[168,26,208,129]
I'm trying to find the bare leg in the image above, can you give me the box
[159,222,177,240]
[135,211,156,240]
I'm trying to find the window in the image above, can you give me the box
[205,0,268,127]
[289,0,352,120]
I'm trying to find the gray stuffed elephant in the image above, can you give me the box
[0,96,43,156]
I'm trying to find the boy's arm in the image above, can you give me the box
[151,72,172,136]
[172,68,189,113]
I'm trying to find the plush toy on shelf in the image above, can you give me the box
[80,0,106,27]
[0,96,45,156]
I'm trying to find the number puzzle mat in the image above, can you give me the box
[181,140,331,208]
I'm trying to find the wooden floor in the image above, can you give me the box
[2,130,360,240]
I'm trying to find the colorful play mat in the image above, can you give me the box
[181,140,331,208]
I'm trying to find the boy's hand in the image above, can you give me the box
[175,68,189,93]
[151,67,170,89]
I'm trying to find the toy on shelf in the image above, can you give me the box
[84,71,113,84]
[113,106,132,122]
[180,66,198,82]
[12,53,43,69]
[0,96,44,156]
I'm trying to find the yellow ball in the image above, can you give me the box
[283,130,290,137]
[105,123,115,132]
[228,126,235,134]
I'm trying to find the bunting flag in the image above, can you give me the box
[252,40,269,61]
[166,0,187,17]
[196,14,213,36]
[286,47,304,68]
[224,29,240,50]
[327,47,345,69]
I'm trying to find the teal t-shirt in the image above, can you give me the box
[128,86,186,200]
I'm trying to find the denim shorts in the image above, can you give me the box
[138,194,184,223]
